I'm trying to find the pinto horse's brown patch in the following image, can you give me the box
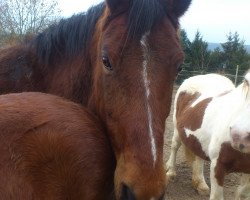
[176,92,212,160]
[215,142,250,186]
[176,92,213,131]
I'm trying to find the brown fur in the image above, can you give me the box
[0,45,43,94]
[0,92,115,200]
[215,143,250,186]
[0,0,192,198]
[176,92,212,160]
[73,2,188,198]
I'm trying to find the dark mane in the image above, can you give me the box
[29,3,105,66]
[28,0,175,66]
[127,0,167,39]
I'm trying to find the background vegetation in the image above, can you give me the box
[0,0,60,46]
[178,30,250,85]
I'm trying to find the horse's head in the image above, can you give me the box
[230,71,250,154]
[89,0,191,199]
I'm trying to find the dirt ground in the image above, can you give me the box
[163,86,240,200]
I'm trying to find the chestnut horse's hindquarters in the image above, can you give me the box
[0,92,115,200]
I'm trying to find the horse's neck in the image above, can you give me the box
[226,83,246,106]
[209,84,246,124]
[41,54,93,106]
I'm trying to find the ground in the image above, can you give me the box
[163,86,240,200]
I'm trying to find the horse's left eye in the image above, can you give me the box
[102,56,113,71]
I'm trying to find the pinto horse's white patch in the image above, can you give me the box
[140,32,157,166]
[245,72,250,85]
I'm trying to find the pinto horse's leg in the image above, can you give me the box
[166,128,181,181]
[191,156,210,195]
[235,174,250,200]
[210,159,224,200]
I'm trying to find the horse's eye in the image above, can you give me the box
[102,56,113,71]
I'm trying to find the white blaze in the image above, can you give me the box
[140,32,157,165]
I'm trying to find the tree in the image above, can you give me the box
[221,32,249,71]
[209,47,224,71]
[179,29,191,66]
[189,31,210,71]
[0,0,61,44]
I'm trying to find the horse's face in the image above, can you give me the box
[230,78,250,154]
[90,0,191,199]
[230,105,250,154]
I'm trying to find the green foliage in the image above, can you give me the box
[209,47,224,70]
[180,30,211,72]
[221,32,249,71]
[178,30,250,85]
[179,29,191,62]
[189,31,211,71]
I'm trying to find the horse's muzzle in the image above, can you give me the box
[120,183,165,200]
[230,127,250,153]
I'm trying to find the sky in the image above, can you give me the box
[59,0,250,44]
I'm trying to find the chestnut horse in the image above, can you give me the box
[0,92,115,200]
[0,0,192,199]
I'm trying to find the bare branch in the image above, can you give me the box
[0,0,61,44]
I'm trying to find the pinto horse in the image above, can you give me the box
[0,92,115,200]
[166,73,250,200]
[0,0,192,199]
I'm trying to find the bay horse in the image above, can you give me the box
[0,92,115,200]
[0,0,192,199]
[166,73,250,200]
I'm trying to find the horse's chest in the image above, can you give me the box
[217,143,250,174]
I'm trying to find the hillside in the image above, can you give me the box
[208,43,250,53]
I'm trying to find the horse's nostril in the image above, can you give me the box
[159,192,165,200]
[239,144,245,150]
[121,184,136,200]
[231,133,240,142]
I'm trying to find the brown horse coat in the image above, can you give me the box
[0,92,115,200]
[0,0,192,198]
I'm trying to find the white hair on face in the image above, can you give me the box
[140,32,157,166]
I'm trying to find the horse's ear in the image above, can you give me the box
[105,0,129,14]
[170,0,192,18]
